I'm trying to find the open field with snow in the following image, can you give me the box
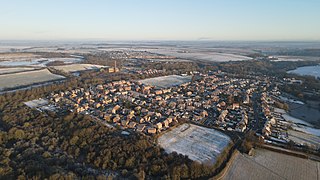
[158,124,231,164]
[0,67,36,74]
[223,148,320,180]
[139,75,191,88]
[272,56,320,62]
[272,56,304,62]
[291,125,320,137]
[288,101,320,128]
[274,107,320,149]
[143,48,253,62]
[0,52,84,67]
[145,58,192,62]
[24,98,56,111]
[0,53,40,61]
[278,95,304,105]
[0,57,83,67]
[24,98,49,108]
[287,65,320,78]
[52,64,109,73]
[0,69,65,90]
[288,130,320,149]
[282,114,312,126]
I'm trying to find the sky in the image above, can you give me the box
[0,0,320,41]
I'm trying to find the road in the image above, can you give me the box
[251,92,264,133]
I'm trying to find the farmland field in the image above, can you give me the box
[144,48,253,62]
[0,69,65,90]
[0,67,36,74]
[52,64,109,73]
[272,56,320,62]
[139,75,192,88]
[223,148,320,180]
[158,124,231,164]
[0,51,83,68]
[288,130,320,149]
[0,52,40,61]
[287,65,320,78]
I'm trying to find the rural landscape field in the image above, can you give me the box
[139,75,192,88]
[52,64,109,73]
[158,124,231,164]
[0,69,65,90]
[223,148,320,180]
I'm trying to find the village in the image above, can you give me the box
[39,68,320,154]
[46,72,272,136]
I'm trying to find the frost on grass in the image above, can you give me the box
[158,124,231,164]
[24,98,49,108]
[52,64,109,73]
[139,75,192,88]
[224,149,320,180]
[0,67,36,75]
[0,57,83,67]
[0,69,65,90]
[144,48,253,62]
[287,65,320,78]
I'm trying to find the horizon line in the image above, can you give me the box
[1,39,320,43]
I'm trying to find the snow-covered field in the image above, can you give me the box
[275,107,320,147]
[272,56,319,62]
[143,48,252,62]
[139,75,191,88]
[24,98,57,111]
[146,58,192,62]
[287,65,320,78]
[52,64,109,73]
[281,114,312,126]
[272,56,305,62]
[0,53,40,61]
[0,67,36,74]
[291,125,320,137]
[223,149,320,180]
[278,96,304,105]
[274,107,286,114]
[0,69,65,90]
[24,98,49,108]
[158,124,231,164]
[278,108,320,137]
[288,130,320,148]
[0,57,83,67]
[22,47,95,54]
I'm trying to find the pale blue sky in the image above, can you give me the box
[0,0,319,41]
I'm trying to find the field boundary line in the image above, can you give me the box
[212,150,239,180]
[317,162,320,180]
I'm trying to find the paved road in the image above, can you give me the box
[251,92,263,132]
